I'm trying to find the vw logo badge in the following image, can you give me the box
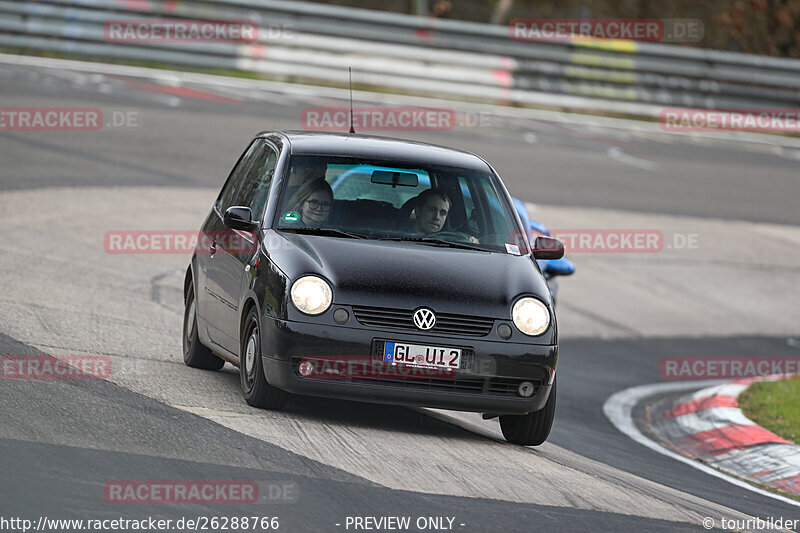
[413,308,436,330]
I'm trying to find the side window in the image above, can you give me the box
[478,178,522,247]
[218,141,259,212]
[233,142,279,221]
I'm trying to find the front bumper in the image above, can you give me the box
[261,317,557,415]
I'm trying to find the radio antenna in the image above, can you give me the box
[348,67,356,134]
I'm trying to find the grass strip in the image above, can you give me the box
[739,376,800,444]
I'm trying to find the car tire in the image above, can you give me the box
[499,376,557,446]
[183,283,224,370]
[240,307,288,409]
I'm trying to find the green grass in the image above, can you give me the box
[739,377,800,443]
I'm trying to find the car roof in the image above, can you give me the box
[258,131,492,172]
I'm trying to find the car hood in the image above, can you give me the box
[265,230,552,318]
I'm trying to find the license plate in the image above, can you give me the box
[382,341,461,370]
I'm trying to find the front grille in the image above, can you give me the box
[290,356,542,398]
[349,375,486,393]
[345,374,541,396]
[352,305,494,337]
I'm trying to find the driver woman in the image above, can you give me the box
[287,178,334,227]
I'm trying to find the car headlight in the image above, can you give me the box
[291,276,333,315]
[512,297,550,336]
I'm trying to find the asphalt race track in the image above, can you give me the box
[1,58,799,532]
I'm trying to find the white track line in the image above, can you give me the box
[607,146,658,171]
[603,380,800,508]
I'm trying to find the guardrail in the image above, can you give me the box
[2,0,799,116]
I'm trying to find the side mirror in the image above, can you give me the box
[223,206,259,231]
[531,236,564,260]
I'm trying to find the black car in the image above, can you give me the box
[183,131,564,445]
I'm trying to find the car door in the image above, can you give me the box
[206,140,279,355]
[201,140,260,350]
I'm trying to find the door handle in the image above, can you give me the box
[209,239,217,255]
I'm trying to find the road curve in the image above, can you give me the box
[1,57,799,532]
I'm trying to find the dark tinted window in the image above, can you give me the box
[274,155,525,253]
[217,140,259,212]
[233,142,279,221]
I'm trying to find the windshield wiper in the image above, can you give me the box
[379,236,487,251]
[280,227,368,239]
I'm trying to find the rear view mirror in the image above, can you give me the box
[223,206,259,231]
[531,236,564,260]
[371,170,419,188]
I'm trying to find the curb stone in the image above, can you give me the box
[650,375,800,497]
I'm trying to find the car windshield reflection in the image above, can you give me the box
[275,155,528,254]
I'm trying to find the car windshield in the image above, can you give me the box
[274,155,529,253]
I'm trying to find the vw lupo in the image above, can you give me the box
[183,131,564,445]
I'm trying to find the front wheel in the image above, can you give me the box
[240,308,288,409]
[183,283,224,370]
[499,376,557,446]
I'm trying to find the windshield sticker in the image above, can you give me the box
[505,243,521,255]
[283,211,300,223]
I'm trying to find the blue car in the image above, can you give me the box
[511,199,575,307]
